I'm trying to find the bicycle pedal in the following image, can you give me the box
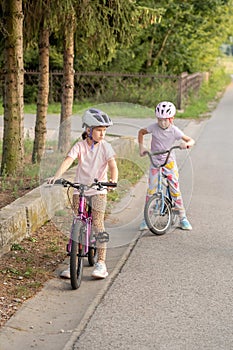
[96,231,109,243]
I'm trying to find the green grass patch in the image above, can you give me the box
[107,147,149,204]
[11,244,25,252]
[221,56,233,75]
[17,101,154,118]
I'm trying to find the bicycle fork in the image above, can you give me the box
[157,169,166,215]
[66,218,82,248]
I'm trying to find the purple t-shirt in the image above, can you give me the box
[146,122,184,166]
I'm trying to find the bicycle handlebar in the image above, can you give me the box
[54,178,117,191]
[144,145,181,168]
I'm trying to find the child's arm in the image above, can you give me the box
[47,156,74,184]
[108,157,118,183]
[180,134,195,149]
[138,128,149,156]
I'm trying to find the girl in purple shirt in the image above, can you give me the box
[138,101,195,231]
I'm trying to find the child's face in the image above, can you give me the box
[91,126,107,142]
[157,117,173,130]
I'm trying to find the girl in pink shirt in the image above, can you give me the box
[50,108,118,279]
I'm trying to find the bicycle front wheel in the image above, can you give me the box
[144,194,172,235]
[70,240,84,290]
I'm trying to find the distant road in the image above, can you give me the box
[0,113,190,140]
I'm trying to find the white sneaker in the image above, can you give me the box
[139,219,148,231]
[60,265,70,279]
[92,262,108,279]
[180,217,192,231]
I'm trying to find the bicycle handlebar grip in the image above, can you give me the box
[100,182,117,188]
[54,178,64,185]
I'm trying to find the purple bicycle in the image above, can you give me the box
[55,178,117,289]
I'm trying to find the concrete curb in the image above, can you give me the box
[0,185,67,257]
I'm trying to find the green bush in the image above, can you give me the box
[24,84,38,104]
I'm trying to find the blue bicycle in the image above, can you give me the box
[144,146,181,235]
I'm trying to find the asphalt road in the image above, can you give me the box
[0,109,190,140]
[0,82,233,349]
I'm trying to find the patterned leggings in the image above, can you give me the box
[73,193,107,262]
[146,160,186,219]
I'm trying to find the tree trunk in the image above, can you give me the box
[1,0,24,175]
[32,22,50,164]
[58,13,75,153]
[147,37,154,68]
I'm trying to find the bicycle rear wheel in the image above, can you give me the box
[144,194,172,235]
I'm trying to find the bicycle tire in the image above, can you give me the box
[144,194,172,235]
[70,240,84,290]
[69,220,84,289]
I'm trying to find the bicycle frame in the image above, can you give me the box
[157,167,166,214]
[67,186,93,256]
[147,145,181,193]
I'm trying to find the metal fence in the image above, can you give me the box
[1,70,204,110]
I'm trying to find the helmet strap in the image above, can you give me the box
[87,127,98,150]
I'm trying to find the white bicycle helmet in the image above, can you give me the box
[82,108,113,128]
[155,101,176,119]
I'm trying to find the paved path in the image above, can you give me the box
[0,110,190,140]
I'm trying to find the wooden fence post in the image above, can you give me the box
[177,72,188,110]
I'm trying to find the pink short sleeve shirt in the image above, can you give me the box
[68,139,115,196]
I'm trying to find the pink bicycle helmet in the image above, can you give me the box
[155,101,176,119]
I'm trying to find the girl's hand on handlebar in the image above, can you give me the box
[47,177,56,185]
[179,142,189,149]
[139,146,148,157]
[107,180,117,191]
